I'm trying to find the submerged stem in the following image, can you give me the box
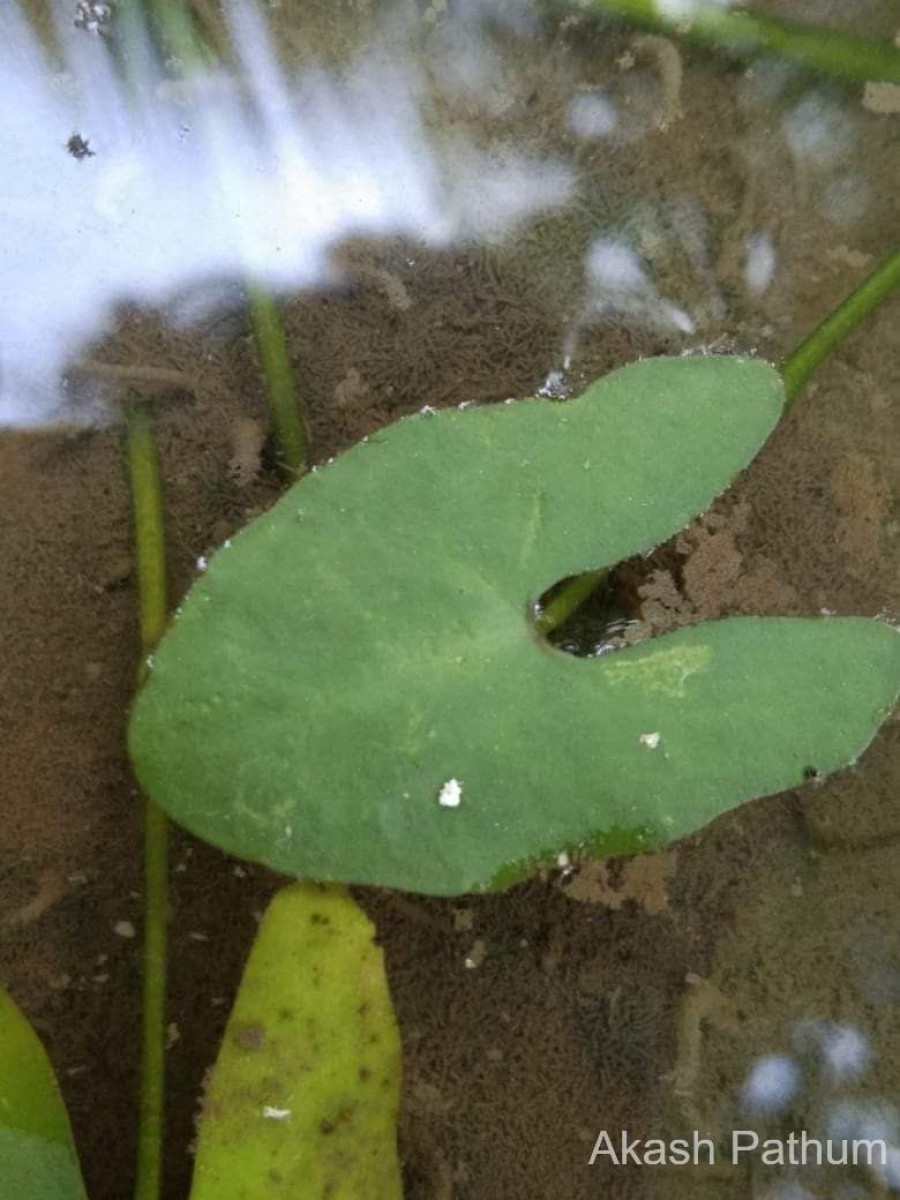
[574,0,900,85]
[122,4,309,474]
[125,403,169,1200]
[248,286,309,475]
[72,360,197,395]
[781,247,900,406]
[534,570,607,636]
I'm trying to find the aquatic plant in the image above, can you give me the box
[578,0,900,85]
[0,986,86,1199]
[128,351,900,895]
[11,263,898,1199]
[190,884,403,1198]
[0,0,572,426]
[2,3,900,1200]
[0,884,402,1200]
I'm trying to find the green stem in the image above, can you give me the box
[145,0,213,66]
[122,4,309,474]
[540,246,900,636]
[573,0,900,84]
[157,1,310,476]
[248,285,309,474]
[781,247,900,405]
[125,403,169,1200]
[534,570,607,635]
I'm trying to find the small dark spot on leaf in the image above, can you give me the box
[310,912,331,925]
[802,765,821,782]
[232,1023,264,1050]
[319,1105,354,1135]
[358,1066,372,1083]
[278,1007,294,1022]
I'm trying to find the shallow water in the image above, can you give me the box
[1,2,898,1197]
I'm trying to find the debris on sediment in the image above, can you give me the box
[3,870,68,927]
[630,35,684,132]
[863,32,900,113]
[227,416,266,486]
[667,973,741,1112]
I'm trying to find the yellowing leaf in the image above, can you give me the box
[190,884,402,1200]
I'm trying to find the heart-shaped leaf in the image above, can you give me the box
[0,985,86,1199]
[129,356,900,895]
[190,884,402,1200]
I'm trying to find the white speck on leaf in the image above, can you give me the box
[263,1106,291,1120]
[639,732,662,749]
[438,778,462,808]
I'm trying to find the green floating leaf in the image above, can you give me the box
[190,884,402,1200]
[0,985,86,1200]
[129,356,900,895]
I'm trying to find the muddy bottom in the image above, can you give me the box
[2,2,899,1197]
